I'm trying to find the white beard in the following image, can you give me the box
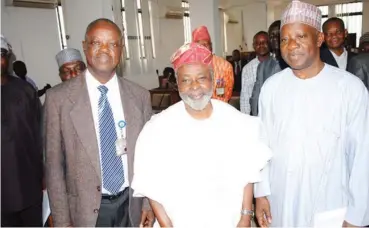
[179,89,213,111]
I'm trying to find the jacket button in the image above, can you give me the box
[97,186,101,191]
[94,209,99,213]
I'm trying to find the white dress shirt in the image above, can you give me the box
[233,61,241,75]
[240,57,260,114]
[330,48,348,70]
[85,70,129,194]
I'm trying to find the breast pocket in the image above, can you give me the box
[311,122,342,169]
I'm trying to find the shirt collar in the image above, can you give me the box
[85,69,118,92]
[330,48,347,58]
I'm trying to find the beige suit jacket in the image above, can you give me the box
[44,72,152,227]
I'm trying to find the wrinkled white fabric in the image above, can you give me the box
[255,64,369,226]
[132,99,272,227]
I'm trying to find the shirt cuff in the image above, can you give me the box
[345,206,367,226]
[254,181,271,198]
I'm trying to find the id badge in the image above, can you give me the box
[116,138,127,156]
[216,87,225,95]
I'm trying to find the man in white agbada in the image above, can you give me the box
[132,42,272,227]
[254,1,369,227]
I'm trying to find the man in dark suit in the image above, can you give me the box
[359,32,369,53]
[1,36,43,227]
[348,53,369,89]
[45,18,154,227]
[232,49,247,92]
[320,17,356,70]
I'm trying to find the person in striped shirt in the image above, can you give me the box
[192,26,234,102]
[240,31,270,114]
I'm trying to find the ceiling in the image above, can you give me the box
[219,0,366,9]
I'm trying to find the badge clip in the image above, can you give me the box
[116,120,127,156]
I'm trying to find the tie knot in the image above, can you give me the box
[98,85,108,95]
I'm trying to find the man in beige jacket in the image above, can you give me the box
[44,18,154,227]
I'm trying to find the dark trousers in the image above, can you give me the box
[1,202,42,227]
[96,188,131,227]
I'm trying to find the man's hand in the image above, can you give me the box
[140,209,155,227]
[45,84,52,90]
[237,215,252,228]
[255,197,272,227]
[342,220,358,227]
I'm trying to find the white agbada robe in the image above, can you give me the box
[132,99,272,227]
[255,64,369,227]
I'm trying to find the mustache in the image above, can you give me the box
[96,53,111,58]
[179,90,212,111]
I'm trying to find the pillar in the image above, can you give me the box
[188,0,222,56]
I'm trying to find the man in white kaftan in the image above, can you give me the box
[254,1,369,227]
[132,42,272,227]
[134,99,272,227]
[257,64,369,226]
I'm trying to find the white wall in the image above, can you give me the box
[59,0,161,89]
[362,1,369,34]
[226,10,242,53]
[225,2,267,54]
[121,0,183,89]
[3,0,367,91]
[272,0,369,30]
[0,0,219,90]
[1,3,61,92]
[189,0,222,56]
[153,0,184,76]
[253,0,369,48]
[242,2,267,52]
[266,2,276,30]
[61,0,114,58]
[61,0,185,89]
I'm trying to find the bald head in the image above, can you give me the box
[82,18,123,82]
[85,18,122,40]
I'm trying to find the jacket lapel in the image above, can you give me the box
[347,51,356,70]
[320,47,339,68]
[68,73,101,179]
[117,76,140,181]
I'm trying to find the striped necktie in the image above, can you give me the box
[98,85,124,194]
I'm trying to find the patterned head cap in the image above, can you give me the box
[192,26,211,42]
[281,0,322,31]
[1,35,9,52]
[170,42,213,71]
[360,32,369,44]
[55,48,83,68]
